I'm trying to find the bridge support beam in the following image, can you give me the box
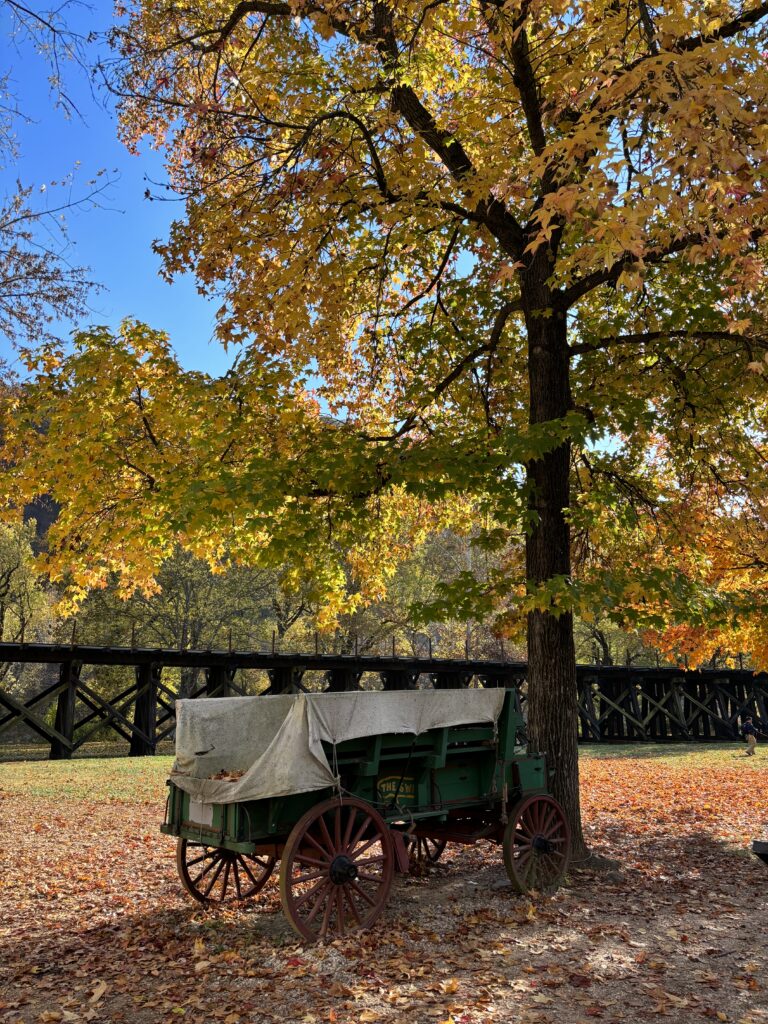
[206,665,237,698]
[380,670,420,691]
[325,669,362,692]
[50,661,81,760]
[130,663,161,756]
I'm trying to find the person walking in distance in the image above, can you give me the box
[742,716,759,756]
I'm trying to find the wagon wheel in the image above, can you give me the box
[503,795,570,894]
[404,834,447,867]
[279,796,394,942]
[176,839,276,905]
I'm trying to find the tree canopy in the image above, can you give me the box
[4,0,768,850]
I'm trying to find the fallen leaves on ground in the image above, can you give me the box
[0,746,766,1024]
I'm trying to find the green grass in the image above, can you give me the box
[579,740,758,766]
[0,740,759,806]
[0,754,174,803]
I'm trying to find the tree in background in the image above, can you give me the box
[0,520,48,688]
[0,0,107,349]
[4,2,768,854]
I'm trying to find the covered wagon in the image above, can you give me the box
[162,688,571,941]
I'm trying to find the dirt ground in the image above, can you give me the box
[0,747,767,1024]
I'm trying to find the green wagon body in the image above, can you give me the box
[161,690,571,940]
[163,692,545,850]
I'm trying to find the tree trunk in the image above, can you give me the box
[523,270,586,858]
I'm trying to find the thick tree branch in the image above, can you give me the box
[369,1,525,256]
[675,1,768,51]
[560,232,712,308]
[507,7,546,158]
[562,223,766,308]
[570,329,765,356]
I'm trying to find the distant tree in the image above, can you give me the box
[0,520,45,676]
[0,1,105,349]
[77,548,283,694]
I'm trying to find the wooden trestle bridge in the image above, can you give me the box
[1,641,766,759]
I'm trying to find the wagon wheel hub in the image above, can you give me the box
[532,835,553,855]
[329,854,359,885]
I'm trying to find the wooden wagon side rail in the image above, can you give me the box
[1,641,767,759]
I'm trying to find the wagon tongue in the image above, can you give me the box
[330,855,359,884]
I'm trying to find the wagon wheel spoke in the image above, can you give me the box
[317,814,336,856]
[342,806,356,852]
[349,814,373,852]
[305,881,333,922]
[304,830,331,858]
[354,855,386,868]
[319,884,335,938]
[192,853,221,886]
[186,850,215,868]
[527,856,538,889]
[218,858,232,901]
[292,876,329,912]
[237,855,263,888]
[347,880,378,907]
[280,797,394,942]
[425,838,446,861]
[344,884,363,925]
[295,854,329,868]
[202,856,226,898]
[336,888,346,937]
[503,796,571,895]
[404,834,447,872]
[517,818,535,840]
[177,840,275,906]
[349,834,380,859]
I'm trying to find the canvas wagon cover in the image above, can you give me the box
[171,689,506,804]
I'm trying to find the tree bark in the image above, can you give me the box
[522,267,586,858]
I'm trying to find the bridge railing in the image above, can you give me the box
[1,642,766,758]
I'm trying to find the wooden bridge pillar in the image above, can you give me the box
[130,663,161,756]
[267,667,305,694]
[325,668,362,692]
[380,670,420,691]
[431,672,473,689]
[206,665,237,698]
[50,660,81,760]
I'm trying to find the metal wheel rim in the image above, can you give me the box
[503,795,571,894]
[176,838,276,904]
[279,796,394,942]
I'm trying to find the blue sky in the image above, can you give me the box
[0,2,233,377]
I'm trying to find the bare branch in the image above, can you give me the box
[361,298,522,442]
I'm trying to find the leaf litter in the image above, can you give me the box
[0,747,766,1024]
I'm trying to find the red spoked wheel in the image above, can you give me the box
[404,835,447,869]
[176,839,276,905]
[279,797,394,942]
[503,795,571,893]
